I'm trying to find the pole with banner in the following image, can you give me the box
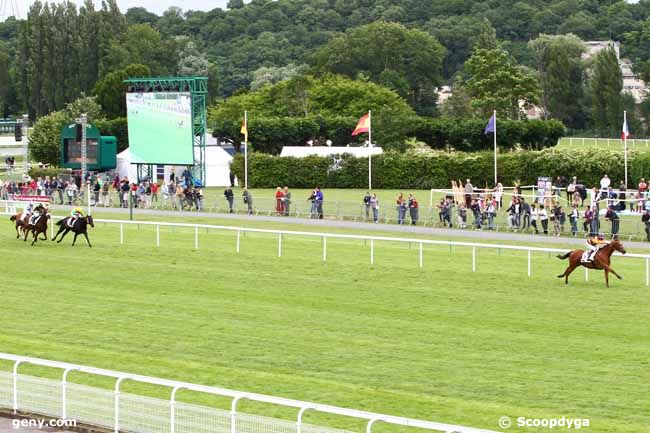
[241,111,248,189]
[352,112,372,190]
[484,111,497,185]
[623,110,629,188]
[368,110,372,190]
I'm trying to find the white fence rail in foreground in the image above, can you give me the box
[0,353,499,433]
[89,218,650,286]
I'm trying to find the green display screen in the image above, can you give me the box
[126,92,193,164]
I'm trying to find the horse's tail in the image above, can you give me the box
[56,218,65,226]
[556,252,571,260]
[9,215,16,222]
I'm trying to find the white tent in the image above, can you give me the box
[116,143,234,187]
[280,146,383,158]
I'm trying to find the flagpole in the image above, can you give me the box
[244,110,248,189]
[623,111,629,188]
[368,110,372,190]
[493,110,497,185]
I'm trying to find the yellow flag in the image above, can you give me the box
[240,118,248,141]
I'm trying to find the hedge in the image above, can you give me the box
[214,116,566,154]
[95,117,128,152]
[231,148,636,189]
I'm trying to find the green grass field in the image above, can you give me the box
[1,212,649,432]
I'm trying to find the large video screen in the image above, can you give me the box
[126,92,193,165]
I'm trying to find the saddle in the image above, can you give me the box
[581,250,596,263]
[28,214,41,226]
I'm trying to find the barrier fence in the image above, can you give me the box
[560,137,650,148]
[0,353,499,433]
[4,210,647,286]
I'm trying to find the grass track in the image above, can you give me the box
[1,217,649,433]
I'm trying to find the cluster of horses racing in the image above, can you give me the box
[9,206,94,247]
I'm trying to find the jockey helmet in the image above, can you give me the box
[597,233,605,240]
[74,207,83,214]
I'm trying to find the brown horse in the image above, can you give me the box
[23,210,50,245]
[556,239,626,287]
[9,212,28,238]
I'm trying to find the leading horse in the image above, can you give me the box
[52,215,94,247]
[557,239,626,287]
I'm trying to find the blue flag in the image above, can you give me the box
[484,114,495,134]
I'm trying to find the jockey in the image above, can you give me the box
[21,201,35,222]
[29,203,45,224]
[584,233,608,262]
[68,207,84,228]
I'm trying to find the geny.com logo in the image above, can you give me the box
[12,418,77,430]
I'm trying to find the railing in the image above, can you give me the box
[0,353,499,433]
[5,212,646,286]
[559,137,650,148]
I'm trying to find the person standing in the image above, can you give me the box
[283,186,291,216]
[569,205,579,237]
[396,192,405,224]
[408,194,419,225]
[370,193,380,223]
[642,209,650,241]
[363,192,372,220]
[464,179,473,208]
[539,204,548,234]
[315,187,324,219]
[243,188,253,215]
[530,203,539,234]
[486,198,496,230]
[275,187,284,215]
[224,188,234,213]
[605,206,620,237]
[567,176,577,203]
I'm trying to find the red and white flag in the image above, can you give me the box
[622,117,630,140]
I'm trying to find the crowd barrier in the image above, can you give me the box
[0,353,499,433]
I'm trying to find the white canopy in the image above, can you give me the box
[280,146,383,158]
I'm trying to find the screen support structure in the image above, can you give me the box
[123,77,208,186]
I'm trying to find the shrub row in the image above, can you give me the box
[214,116,566,154]
[231,148,634,189]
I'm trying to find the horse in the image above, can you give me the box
[9,212,28,239]
[23,210,50,246]
[52,215,94,247]
[556,239,626,287]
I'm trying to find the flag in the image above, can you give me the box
[622,117,630,140]
[352,113,370,136]
[484,113,495,134]
[240,118,248,140]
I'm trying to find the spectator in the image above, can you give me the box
[458,202,467,229]
[567,176,577,202]
[363,192,371,220]
[308,189,317,218]
[569,205,579,237]
[408,193,419,225]
[370,193,379,223]
[396,193,406,225]
[539,204,548,235]
[151,182,159,205]
[552,204,562,237]
[605,206,620,237]
[599,174,611,199]
[642,210,650,241]
[242,188,253,215]
[530,203,539,234]
[486,198,496,230]
[315,187,324,219]
[583,206,594,235]
[494,182,504,209]
[224,188,234,213]
[471,198,482,229]
[521,198,531,229]
[275,187,284,215]
[283,186,291,216]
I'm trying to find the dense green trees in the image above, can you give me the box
[591,48,624,136]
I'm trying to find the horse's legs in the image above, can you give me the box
[83,232,92,248]
[72,233,79,246]
[601,263,623,281]
[560,262,579,284]
[604,269,609,288]
[57,229,70,243]
[31,231,38,246]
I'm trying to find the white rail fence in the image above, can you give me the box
[0,353,499,433]
[562,136,650,147]
[3,205,650,285]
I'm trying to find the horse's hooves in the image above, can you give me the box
[557,275,563,278]
[618,276,623,280]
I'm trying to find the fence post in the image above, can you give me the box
[231,396,242,433]
[296,407,310,433]
[195,226,198,249]
[120,223,123,245]
[236,230,240,253]
[278,233,282,257]
[472,247,476,272]
[12,360,21,414]
[419,242,423,268]
[170,386,182,433]
[323,236,327,261]
[156,224,160,247]
[114,377,125,433]
[366,418,381,433]
[370,239,374,265]
[61,368,74,419]
[527,250,531,277]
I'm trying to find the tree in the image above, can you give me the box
[176,38,209,76]
[314,21,445,113]
[474,18,498,50]
[464,47,541,119]
[29,110,67,165]
[0,45,9,116]
[125,7,159,26]
[92,64,150,118]
[529,34,586,129]
[250,64,308,90]
[590,48,623,136]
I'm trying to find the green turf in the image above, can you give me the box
[1,214,649,433]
